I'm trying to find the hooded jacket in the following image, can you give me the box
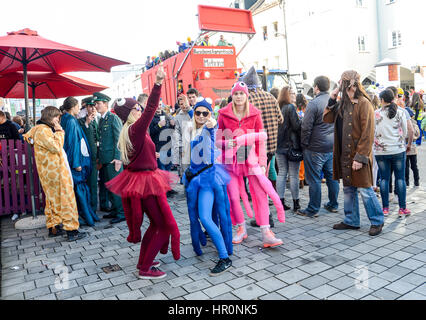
[217,102,267,168]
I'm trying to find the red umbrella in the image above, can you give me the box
[0,71,108,99]
[0,28,128,126]
[0,28,128,219]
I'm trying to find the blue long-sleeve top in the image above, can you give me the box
[189,125,221,173]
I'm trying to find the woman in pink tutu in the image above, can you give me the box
[106,65,180,279]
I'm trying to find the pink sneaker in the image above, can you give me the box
[232,224,248,244]
[398,208,411,217]
[138,267,167,280]
[383,208,389,217]
[262,229,283,248]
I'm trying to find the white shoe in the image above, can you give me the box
[232,224,247,244]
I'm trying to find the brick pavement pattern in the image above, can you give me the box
[1,147,426,300]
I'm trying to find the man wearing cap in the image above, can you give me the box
[93,92,125,224]
[78,97,99,213]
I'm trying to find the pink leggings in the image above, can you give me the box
[228,171,270,227]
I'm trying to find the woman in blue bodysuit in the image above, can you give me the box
[183,98,233,276]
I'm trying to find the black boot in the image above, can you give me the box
[250,214,274,228]
[48,225,63,237]
[66,230,87,242]
[293,199,301,213]
[269,214,275,228]
[280,198,291,210]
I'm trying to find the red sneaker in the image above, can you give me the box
[136,260,161,270]
[398,208,411,217]
[138,267,167,280]
[383,208,389,217]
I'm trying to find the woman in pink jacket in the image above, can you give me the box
[217,82,284,248]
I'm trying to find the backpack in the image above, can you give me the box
[411,118,420,140]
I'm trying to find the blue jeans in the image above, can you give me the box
[303,150,339,213]
[343,186,383,227]
[375,152,407,209]
[416,120,423,145]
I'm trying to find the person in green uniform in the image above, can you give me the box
[93,92,125,224]
[78,97,99,213]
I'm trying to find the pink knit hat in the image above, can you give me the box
[231,81,249,97]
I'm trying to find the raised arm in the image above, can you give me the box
[130,65,166,138]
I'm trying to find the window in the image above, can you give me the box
[390,30,402,48]
[263,26,268,41]
[273,22,278,37]
[358,35,367,52]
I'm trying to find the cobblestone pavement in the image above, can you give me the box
[1,147,426,301]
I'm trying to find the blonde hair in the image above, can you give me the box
[117,112,138,165]
[232,99,250,118]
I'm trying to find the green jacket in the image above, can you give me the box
[78,117,99,162]
[97,111,122,164]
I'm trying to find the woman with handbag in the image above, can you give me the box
[183,98,233,276]
[276,87,303,213]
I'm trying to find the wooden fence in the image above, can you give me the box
[0,139,45,216]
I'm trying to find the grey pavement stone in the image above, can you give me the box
[299,275,329,290]
[1,293,25,300]
[399,273,425,286]
[55,286,86,300]
[206,270,236,286]
[329,276,356,290]
[2,281,35,296]
[277,283,307,299]
[232,284,268,300]
[141,282,172,297]
[414,283,426,296]
[182,279,211,293]
[76,274,101,286]
[164,287,188,299]
[141,293,168,300]
[259,292,286,300]
[398,258,424,270]
[385,280,418,295]
[167,275,193,288]
[309,284,340,299]
[83,279,112,293]
[275,268,310,284]
[212,292,240,300]
[372,288,402,300]
[117,290,144,300]
[203,283,233,298]
[247,270,274,281]
[24,286,51,299]
[226,276,256,289]
[255,277,287,292]
[341,286,374,300]
[398,291,426,300]
[327,293,354,300]
[184,291,210,300]
[101,284,131,298]
[81,291,104,300]
[298,261,332,275]
[33,293,57,300]
[319,269,346,281]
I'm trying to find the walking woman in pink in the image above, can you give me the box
[106,65,180,279]
[217,82,285,248]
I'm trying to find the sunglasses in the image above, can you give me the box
[195,111,210,117]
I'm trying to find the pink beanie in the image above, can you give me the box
[231,81,249,97]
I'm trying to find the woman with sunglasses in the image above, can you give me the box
[217,82,284,248]
[105,65,180,280]
[183,98,233,276]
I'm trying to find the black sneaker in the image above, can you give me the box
[210,258,232,276]
[66,230,87,242]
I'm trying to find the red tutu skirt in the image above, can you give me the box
[106,169,179,198]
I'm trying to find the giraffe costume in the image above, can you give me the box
[24,124,79,231]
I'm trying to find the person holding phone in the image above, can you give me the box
[105,65,180,280]
[323,70,384,236]
[183,98,233,276]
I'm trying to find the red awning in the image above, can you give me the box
[197,5,256,34]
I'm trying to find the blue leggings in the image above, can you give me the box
[187,185,232,258]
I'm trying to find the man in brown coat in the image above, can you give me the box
[323,70,384,236]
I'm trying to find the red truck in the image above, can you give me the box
[140,5,256,106]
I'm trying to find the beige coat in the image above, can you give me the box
[323,96,375,188]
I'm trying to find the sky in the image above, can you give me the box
[1,0,233,86]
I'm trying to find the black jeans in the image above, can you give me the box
[405,154,419,185]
